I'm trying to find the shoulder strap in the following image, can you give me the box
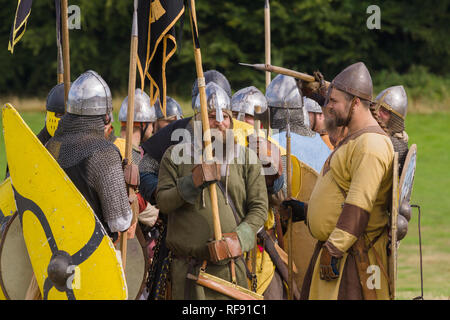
[322,125,387,176]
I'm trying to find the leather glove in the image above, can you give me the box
[191,162,221,189]
[296,70,328,107]
[207,232,243,263]
[280,198,306,222]
[319,245,340,281]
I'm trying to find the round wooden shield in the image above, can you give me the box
[0,213,33,300]
[125,226,149,300]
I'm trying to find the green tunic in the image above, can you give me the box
[156,142,268,299]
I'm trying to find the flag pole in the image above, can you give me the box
[264,0,271,89]
[61,0,70,108]
[57,44,64,84]
[119,0,139,270]
[55,0,63,84]
[188,0,222,241]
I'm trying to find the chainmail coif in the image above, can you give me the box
[270,108,315,137]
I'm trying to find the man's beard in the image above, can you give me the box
[326,103,351,129]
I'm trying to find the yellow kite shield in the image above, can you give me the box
[2,103,127,300]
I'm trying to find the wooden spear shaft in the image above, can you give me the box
[61,0,70,108]
[286,114,293,300]
[120,0,139,270]
[264,0,271,89]
[189,0,222,240]
[240,63,331,87]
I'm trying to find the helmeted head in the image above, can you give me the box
[119,88,156,142]
[327,62,373,103]
[154,96,183,132]
[373,85,408,134]
[231,86,267,125]
[67,70,113,116]
[324,62,373,128]
[191,70,232,111]
[45,83,66,136]
[119,88,156,123]
[304,97,327,133]
[304,97,322,114]
[266,74,303,110]
[265,74,313,136]
[155,96,183,121]
[194,81,233,131]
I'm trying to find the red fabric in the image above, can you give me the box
[137,192,147,213]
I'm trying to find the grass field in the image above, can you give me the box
[0,98,448,300]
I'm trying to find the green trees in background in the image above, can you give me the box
[0,0,448,99]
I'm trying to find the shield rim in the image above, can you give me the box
[398,144,417,205]
[0,212,32,300]
[127,224,150,300]
[389,152,399,300]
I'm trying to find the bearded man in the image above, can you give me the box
[155,82,268,299]
[284,62,394,300]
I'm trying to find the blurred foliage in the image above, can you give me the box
[0,0,449,100]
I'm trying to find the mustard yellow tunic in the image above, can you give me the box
[305,129,394,300]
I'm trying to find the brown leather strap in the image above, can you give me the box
[322,125,388,176]
[350,237,378,300]
[216,181,257,287]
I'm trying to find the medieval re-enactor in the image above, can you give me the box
[267,74,331,174]
[372,85,410,173]
[46,70,133,240]
[5,83,66,179]
[230,86,267,126]
[284,62,394,300]
[304,96,334,150]
[117,89,160,238]
[230,85,296,299]
[154,96,184,132]
[37,83,66,145]
[155,82,268,299]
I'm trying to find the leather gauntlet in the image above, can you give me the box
[319,244,340,281]
[191,162,221,188]
[208,232,243,263]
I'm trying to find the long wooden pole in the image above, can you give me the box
[189,0,222,240]
[57,44,64,84]
[61,0,70,107]
[240,63,330,87]
[120,0,139,270]
[264,0,271,89]
[286,108,293,300]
